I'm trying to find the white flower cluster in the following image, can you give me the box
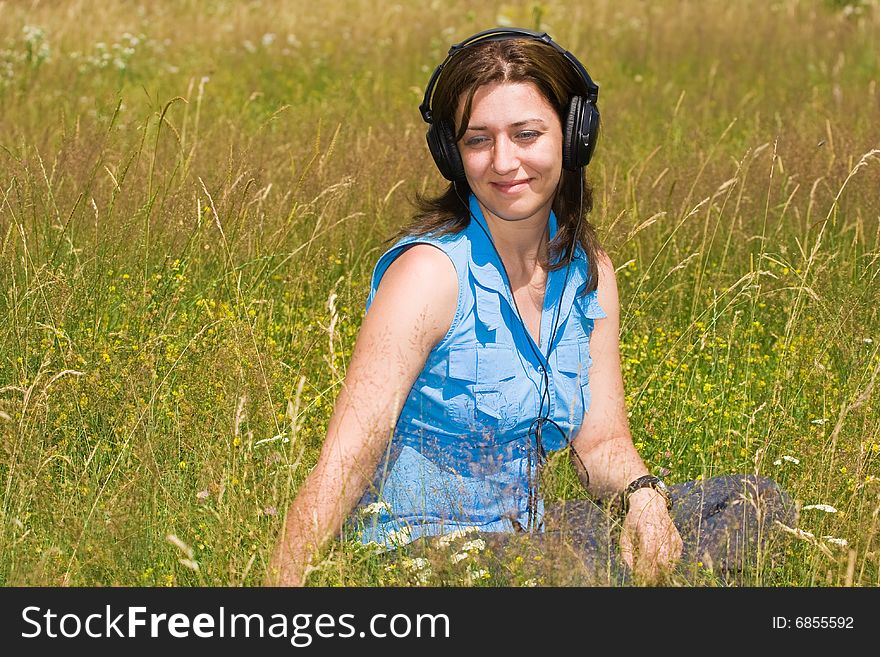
[242,33,302,57]
[70,33,144,73]
[384,527,412,547]
[22,25,50,64]
[361,500,391,516]
[0,25,50,87]
[451,537,486,564]
[400,556,432,584]
[0,59,13,84]
[436,526,479,548]
[802,504,838,513]
[460,538,486,553]
[465,566,489,583]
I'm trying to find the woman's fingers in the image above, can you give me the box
[635,521,682,582]
[621,502,684,584]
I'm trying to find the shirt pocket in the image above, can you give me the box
[447,344,520,436]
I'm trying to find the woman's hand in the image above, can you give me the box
[619,488,683,584]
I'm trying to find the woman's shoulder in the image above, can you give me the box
[382,242,458,285]
[367,234,463,318]
[366,242,459,346]
[371,230,469,289]
[587,248,617,322]
[386,228,470,258]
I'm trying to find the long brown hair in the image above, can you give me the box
[401,37,603,293]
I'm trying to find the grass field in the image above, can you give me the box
[0,0,878,586]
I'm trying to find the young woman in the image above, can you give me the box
[270,29,795,586]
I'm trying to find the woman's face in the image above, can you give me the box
[456,81,563,227]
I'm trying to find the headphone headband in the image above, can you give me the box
[419,28,599,125]
[421,27,601,178]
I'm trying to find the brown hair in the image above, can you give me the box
[400,37,602,293]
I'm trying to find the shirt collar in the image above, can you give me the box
[465,193,587,352]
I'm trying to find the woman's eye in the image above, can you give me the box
[464,136,489,147]
[517,130,541,141]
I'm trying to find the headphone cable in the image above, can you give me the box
[453,179,591,530]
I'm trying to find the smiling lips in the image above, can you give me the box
[490,179,532,194]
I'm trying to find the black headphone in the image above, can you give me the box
[419,27,600,182]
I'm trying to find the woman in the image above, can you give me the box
[270,29,795,586]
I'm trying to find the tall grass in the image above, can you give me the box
[0,0,878,585]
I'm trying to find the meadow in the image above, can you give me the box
[0,0,878,586]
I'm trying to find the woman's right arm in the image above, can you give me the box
[268,244,458,586]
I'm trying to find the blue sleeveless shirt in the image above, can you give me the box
[353,194,606,547]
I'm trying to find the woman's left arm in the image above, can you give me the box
[570,251,683,584]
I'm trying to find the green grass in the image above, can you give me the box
[0,0,878,586]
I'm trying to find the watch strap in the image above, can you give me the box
[622,474,672,512]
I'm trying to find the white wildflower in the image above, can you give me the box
[195,489,209,500]
[403,557,429,572]
[773,455,800,466]
[22,25,45,44]
[385,527,412,547]
[802,504,838,513]
[811,418,829,426]
[261,33,276,47]
[451,551,469,564]
[864,338,873,344]
[522,578,538,587]
[468,568,488,580]
[437,526,479,547]
[361,501,390,516]
[461,538,486,553]
[822,536,848,547]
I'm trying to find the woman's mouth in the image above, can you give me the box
[491,179,531,194]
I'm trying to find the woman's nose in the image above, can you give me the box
[491,136,519,175]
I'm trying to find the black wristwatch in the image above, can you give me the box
[621,475,673,512]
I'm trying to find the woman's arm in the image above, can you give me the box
[570,251,683,583]
[268,244,458,586]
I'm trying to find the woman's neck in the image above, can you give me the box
[477,200,551,282]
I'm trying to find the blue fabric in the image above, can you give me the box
[353,194,606,547]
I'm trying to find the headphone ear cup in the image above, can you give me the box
[562,95,584,171]
[581,101,600,167]
[426,120,465,181]
[562,96,600,169]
